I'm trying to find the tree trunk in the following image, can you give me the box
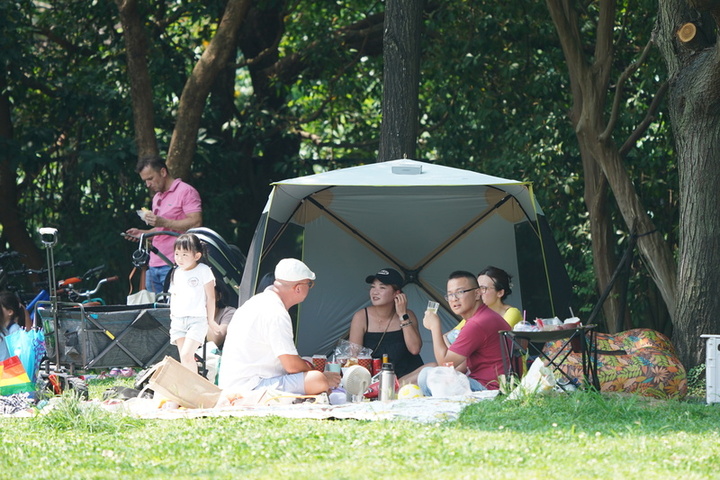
[547,0,639,329]
[546,0,678,336]
[579,144,626,332]
[377,0,423,162]
[115,0,158,159]
[656,0,720,368]
[167,0,252,180]
[0,79,43,270]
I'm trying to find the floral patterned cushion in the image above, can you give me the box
[543,328,687,399]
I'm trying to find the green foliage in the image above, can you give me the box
[687,364,706,399]
[33,390,142,434]
[1,0,678,327]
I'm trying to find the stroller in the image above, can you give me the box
[132,227,246,307]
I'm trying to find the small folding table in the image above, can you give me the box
[499,325,599,392]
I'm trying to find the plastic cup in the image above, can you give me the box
[312,355,327,372]
[427,300,439,313]
[327,362,341,373]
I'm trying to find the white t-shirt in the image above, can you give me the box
[169,263,215,318]
[218,288,299,393]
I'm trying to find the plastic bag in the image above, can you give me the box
[426,366,471,397]
[513,320,537,332]
[127,290,155,305]
[0,355,34,395]
[330,339,372,365]
[5,328,46,383]
[506,357,556,400]
[127,266,155,305]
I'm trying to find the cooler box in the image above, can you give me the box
[701,334,720,403]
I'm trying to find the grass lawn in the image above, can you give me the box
[1,380,719,480]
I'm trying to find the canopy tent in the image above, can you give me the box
[239,159,573,362]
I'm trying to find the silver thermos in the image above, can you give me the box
[379,362,396,401]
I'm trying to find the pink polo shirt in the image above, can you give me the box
[150,178,202,267]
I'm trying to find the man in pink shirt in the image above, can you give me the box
[419,270,511,395]
[126,155,202,293]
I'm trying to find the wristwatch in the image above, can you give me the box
[400,313,410,321]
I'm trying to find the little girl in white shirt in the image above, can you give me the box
[169,233,218,372]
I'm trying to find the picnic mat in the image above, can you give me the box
[106,390,500,423]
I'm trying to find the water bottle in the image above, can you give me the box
[379,362,396,401]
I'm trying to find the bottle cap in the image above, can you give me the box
[381,362,394,371]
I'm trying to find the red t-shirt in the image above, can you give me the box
[449,304,511,390]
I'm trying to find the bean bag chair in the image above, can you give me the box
[543,328,687,399]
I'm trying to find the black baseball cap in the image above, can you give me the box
[365,268,404,287]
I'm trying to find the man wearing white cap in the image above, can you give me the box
[218,258,341,395]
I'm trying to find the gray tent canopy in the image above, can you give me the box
[239,159,572,361]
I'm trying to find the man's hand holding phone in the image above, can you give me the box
[122,231,141,242]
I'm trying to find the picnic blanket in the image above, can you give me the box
[104,390,500,423]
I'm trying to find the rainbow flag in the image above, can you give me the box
[0,356,34,395]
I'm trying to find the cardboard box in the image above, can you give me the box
[147,356,221,409]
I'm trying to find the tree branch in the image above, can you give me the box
[261,12,385,85]
[295,129,378,149]
[594,0,616,72]
[115,0,159,159]
[17,73,56,98]
[274,28,371,127]
[545,0,586,82]
[33,26,93,57]
[600,38,655,142]
[619,81,669,157]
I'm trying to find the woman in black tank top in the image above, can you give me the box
[348,268,424,378]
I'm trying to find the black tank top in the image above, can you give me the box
[362,308,424,378]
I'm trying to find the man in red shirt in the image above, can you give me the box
[126,155,202,293]
[419,270,511,395]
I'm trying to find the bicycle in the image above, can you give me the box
[2,258,74,324]
[56,265,119,306]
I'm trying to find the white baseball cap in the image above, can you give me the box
[274,258,316,282]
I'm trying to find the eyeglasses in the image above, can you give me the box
[444,287,479,301]
[298,280,315,289]
[477,285,495,294]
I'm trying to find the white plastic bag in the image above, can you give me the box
[127,289,155,305]
[126,267,156,305]
[506,357,556,400]
[426,366,471,397]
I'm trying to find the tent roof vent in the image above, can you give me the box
[391,162,422,175]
